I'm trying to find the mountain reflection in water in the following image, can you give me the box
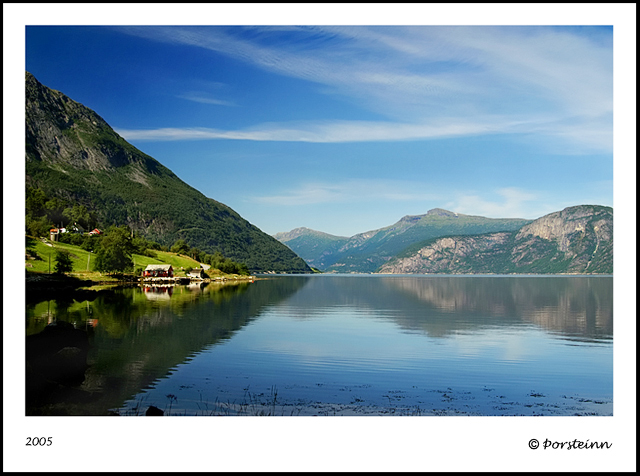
[279,275,612,343]
[25,275,612,416]
[25,278,306,415]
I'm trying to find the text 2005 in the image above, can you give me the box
[26,437,52,446]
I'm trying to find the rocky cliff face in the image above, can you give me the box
[378,233,513,274]
[26,72,143,172]
[378,205,613,274]
[512,205,612,273]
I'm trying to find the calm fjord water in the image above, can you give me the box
[26,275,612,416]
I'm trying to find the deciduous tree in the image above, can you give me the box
[94,226,134,274]
[170,239,190,255]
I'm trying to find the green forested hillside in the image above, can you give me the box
[25,72,310,274]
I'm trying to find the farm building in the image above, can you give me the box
[143,264,173,278]
[188,268,206,279]
[67,223,84,234]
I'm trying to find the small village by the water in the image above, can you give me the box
[140,263,255,285]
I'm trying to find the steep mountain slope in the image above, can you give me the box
[25,72,311,273]
[275,209,531,272]
[378,205,613,274]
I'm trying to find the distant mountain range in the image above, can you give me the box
[275,205,613,274]
[272,227,351,270]
[25,72,311,274]
[275,209,531,272]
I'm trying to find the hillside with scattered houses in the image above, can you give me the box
[26,232,253,288]
[25,72,310,274]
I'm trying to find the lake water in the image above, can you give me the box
[25,275,613,416]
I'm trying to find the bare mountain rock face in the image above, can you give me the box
[26,72,139,172]
[378,205,612,275]
[512,205,613,273]
[379,233,513,274]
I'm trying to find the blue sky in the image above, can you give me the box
[4,5,637,472]
[20,20,619,237]
[20,21,613,236]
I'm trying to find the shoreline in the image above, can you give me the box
[25,270,256,302]
[114,384,614,417]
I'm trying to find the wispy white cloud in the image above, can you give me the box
[116,25,612,153]
[117,115,557,144]
[320,26,613,117]
[117,121,492,142]
[251,182,601,233]
[177,92,237,107]
[446,187,540,219]
[255,182,607,220]
[251,179,441,206]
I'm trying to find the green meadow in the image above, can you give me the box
[25,236,220,281]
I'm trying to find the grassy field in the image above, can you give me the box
[25,236,212,281]
[145,250,204,276]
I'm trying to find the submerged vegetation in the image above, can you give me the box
[113,382,611,417]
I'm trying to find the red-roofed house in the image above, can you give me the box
[143,264,173,278]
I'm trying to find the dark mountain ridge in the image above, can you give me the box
[25,72,311,273]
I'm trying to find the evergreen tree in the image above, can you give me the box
[53,250,73,274]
